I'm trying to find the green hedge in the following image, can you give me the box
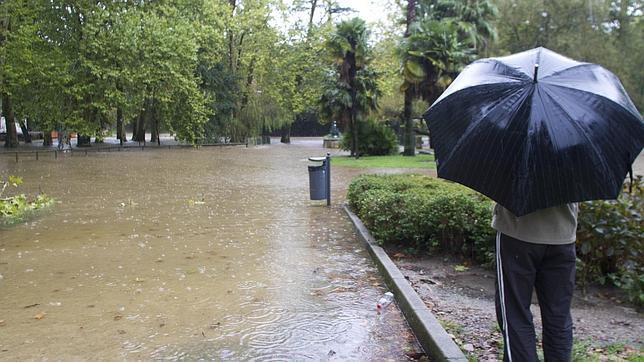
[347,174,495,263]
[576,177,643,307]
[348,174,643,306]
[340,117,398,156]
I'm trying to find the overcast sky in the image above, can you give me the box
[274,0,400,39]
[335,0,397,24]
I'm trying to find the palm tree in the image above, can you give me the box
[320,18,379,157]
[400,0,497,156]
[429,0,498,55]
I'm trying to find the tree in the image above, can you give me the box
[320,18,380,157]
[399,0,497,155]
[493,0,642,110]
[278,0,328,144]
[0,0,35,148]
[402,0,417,156]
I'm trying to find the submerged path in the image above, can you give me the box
[0,138,422,359]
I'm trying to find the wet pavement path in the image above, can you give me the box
[0,139,422,360]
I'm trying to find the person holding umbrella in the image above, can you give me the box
[424,47,644,361]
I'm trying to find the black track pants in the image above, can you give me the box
[495,233,576,362]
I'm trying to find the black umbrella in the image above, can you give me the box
[423,47,644,216]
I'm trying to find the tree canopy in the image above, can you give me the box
[0,0,640,148]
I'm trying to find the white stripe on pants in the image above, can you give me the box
[496,232,512,362]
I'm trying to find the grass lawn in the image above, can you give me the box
[331,153,435,169]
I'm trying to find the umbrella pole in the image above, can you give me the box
[533,64,539,83]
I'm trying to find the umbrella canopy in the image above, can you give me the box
[423,47,644,216]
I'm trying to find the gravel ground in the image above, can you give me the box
[391,254,643,361]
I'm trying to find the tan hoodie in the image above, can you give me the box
[491,203,578,245]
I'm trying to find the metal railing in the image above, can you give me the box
[0,142,248,162]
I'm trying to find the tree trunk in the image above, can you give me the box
[228,0,237,72]
[150,119,158,143]
[347,52,358,158]
[352,115,359,158]
[133,104,147,143]
[156,118,161,146]
[2,93,18,148]
[402,0,417,156]
[116,107,126,146]
[149,99,160,145]
[77,134,91,147]
[43,131,53,146]
[280,123,291,144]
[403,88,415,156]
[308,0,318,35]
[19,119,31,143]
[405,0,416,37]
[142,99,153,144]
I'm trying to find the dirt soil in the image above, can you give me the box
[390,253,643,361]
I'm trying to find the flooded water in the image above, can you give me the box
[0,139,422,360]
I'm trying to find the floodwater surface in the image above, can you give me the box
[0,140,421,360]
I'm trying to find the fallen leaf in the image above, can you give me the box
[0,320,5,326]
[454,265,469,272]
[34,312,46,320]
[114,315,123,321]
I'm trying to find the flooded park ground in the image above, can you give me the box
[0,138,425,360]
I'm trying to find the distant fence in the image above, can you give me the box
[0,142,247,162]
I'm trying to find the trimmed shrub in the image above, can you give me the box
[347,174,495,262]
[340,117,398,156]
[576,176,643,307]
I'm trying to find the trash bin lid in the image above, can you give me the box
[308,156,326,162]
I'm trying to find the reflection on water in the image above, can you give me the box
[0,140,421,359]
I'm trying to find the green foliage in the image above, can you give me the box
[572,339,643,361]
[1,0,327,146]
[0,176,54,226]
[347,174,495,261]
[492,0,643,110]
[400,0,498,99]
[320,18,381,156]
[339,118,398,156]
[576,177,644,307]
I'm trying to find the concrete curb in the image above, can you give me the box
[344,205,468,362]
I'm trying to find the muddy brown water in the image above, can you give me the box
[0,139,425,360]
